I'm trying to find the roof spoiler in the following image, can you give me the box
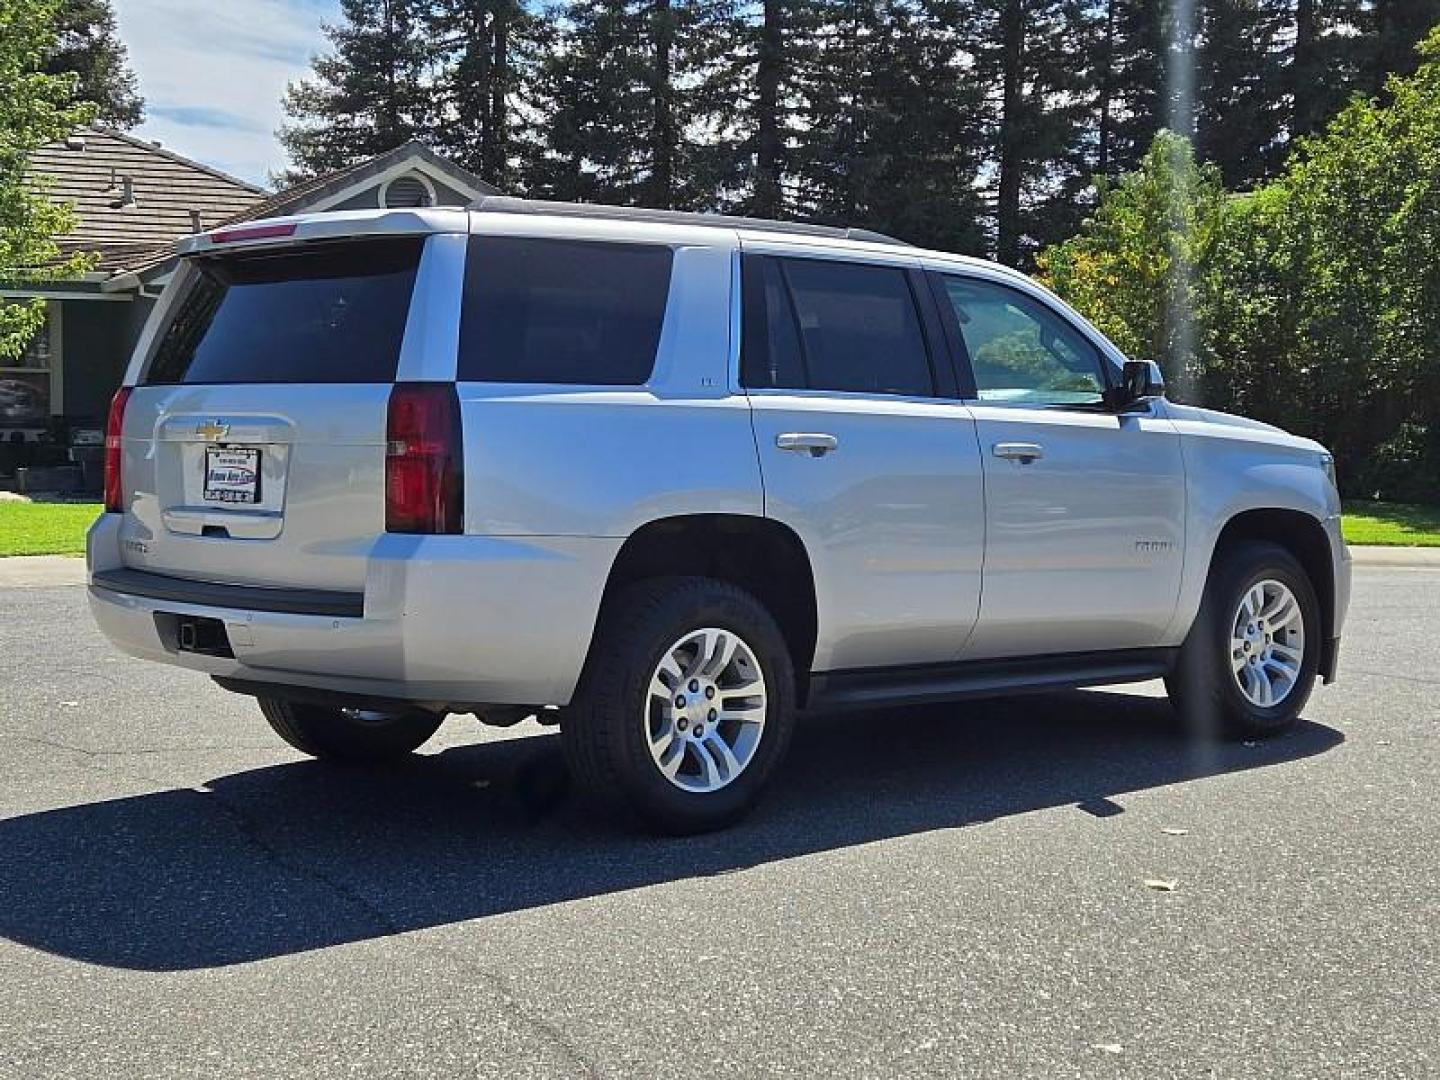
[466,195,912,247]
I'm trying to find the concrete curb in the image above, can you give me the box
[0,545,1434,589]
[1348,545,1440,568]
[0,555,87,587]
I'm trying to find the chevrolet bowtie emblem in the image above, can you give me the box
[195,420,229,440]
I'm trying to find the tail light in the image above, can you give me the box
[103,386,133,513]
[385,383,463,534]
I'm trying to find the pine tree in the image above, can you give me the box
[750,0,791,216]
[44,0,142,129]
[691,0,808,216]
[1366,0,1440,95]
[1194,0,1290,187]
[525,0,652,203]
[429,0,542,187]
[974,0,1093,264]
[525,0,730,208]
[278,0,436,183]
[1104,0,1166,176]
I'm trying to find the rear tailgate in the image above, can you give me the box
[117,234,426,593]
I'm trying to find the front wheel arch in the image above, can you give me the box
[1208,508,1336,664]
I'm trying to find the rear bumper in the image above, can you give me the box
[86,514,621,707]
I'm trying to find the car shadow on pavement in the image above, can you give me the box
[0,688,1342,971]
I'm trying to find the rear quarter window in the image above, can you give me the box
[458,236,673,385]
[143,238,423,385]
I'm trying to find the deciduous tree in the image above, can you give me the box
[0,0,96,360]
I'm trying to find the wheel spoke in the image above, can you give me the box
[656,738,687,780]
[1264,654,1297,680]
[691,738,721,787]
[1254,663,1274,706]
[654,652,685,692]
[704,631,740,679]
[1269,642,1303,664]
[701,733,742,782]
[1268,596,1300,631]
[1245,585,1264,620]
[719,699,765,725]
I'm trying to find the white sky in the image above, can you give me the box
[112,0,342,188]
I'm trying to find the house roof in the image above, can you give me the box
[19,134,500,293]
[26,127,267,250]
[215,139,499,226]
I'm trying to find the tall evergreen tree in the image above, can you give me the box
[1366,0,1440,94]
[44,0,142,129]
[278,0,436,182]
[429,0,542,186]
[974,0,1092,264]
[750,0,791,216]
[1194,0,1290,186]
[791,0,988,250]
[525,0,729,208]
[691,0,808,216]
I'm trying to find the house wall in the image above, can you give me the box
[61,297,152,423]
[330,174,475,211]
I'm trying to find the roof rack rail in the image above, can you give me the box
[466,195,912,247]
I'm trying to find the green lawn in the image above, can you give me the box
[0,501,101,556]
[1342,501,1440,547]
[0,497,1435,557]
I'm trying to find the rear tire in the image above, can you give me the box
[561,576,797,835]
[1166,540,1320,739]
[258,698,444,762]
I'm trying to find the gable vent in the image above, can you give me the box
[383,173,433,208]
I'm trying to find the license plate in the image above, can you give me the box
[203,447,261,504]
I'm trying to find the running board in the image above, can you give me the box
[804,648,1177,713]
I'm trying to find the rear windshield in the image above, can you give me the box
[143,238,423,385]
[458,236,673,385]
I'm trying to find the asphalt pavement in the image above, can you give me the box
[0,567,1436,1078]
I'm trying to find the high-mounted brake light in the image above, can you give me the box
[385,383,463,534]
[210,222,298,244]
[103,385,133,513]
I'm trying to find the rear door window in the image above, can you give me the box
[144,238,423,385]
[742,256,935,397]
[458,236,673,385]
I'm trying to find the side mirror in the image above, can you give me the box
[1107,359,1166,409]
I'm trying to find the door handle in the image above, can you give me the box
[776,432,839,457]
[992,441,1045,463]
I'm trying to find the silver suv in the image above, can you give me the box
[88,198,1352,832]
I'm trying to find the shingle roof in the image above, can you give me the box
[216,139,499,226]
[25,126,266,249]
[24,133,500,287]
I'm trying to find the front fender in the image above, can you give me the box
[1165,415,1346,647]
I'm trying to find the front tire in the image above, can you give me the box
[258,698,445,762]
[561,577,797,834]
[1166,540,1320,739]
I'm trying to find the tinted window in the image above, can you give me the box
[144,239,422,385]
[458,237,673,385]
[938,276,1106,405]
[741,256,806,390]
[772,258,933,397]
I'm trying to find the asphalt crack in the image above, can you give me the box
[200,786,603,1078]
